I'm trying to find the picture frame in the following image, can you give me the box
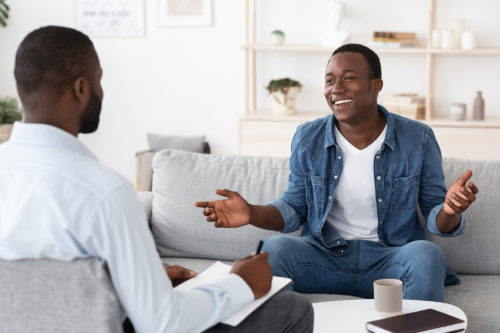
[74,0,145,37]
[158,0,212,27]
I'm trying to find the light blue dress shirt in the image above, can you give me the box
[0,122,253,333]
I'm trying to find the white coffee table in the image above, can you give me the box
[312,299,467,333]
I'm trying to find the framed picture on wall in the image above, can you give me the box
[75,0,145,37]
[158,0,212,26]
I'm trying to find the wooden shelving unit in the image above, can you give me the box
[239,0,500,160]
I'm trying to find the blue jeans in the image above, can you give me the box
[262,236,447,301]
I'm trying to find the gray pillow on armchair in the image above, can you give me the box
[135,133,210,191]
[147,133,206,153]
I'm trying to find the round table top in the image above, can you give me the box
[312,299,467,333]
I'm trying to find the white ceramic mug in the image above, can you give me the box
[373,279,403,318]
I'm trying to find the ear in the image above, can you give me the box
[372,78,383,93]
[72,76,91,107]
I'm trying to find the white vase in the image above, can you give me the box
[271,87,300,116]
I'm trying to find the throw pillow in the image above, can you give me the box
[147,133,205,153]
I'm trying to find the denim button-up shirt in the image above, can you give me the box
[271,105,465,255]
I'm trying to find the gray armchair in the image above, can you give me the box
[0,258,122,333]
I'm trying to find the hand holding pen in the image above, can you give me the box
[230,239,271,299]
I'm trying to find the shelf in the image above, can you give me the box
[241,111,330,122]
[430,48,500,55]
[241,112,500,129]
[243,44,500,56]
[425,117,500,128]
[242,43,428,54]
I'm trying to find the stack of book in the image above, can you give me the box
[383,94,425,120]
[371,31,418,48]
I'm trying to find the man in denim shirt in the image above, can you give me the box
[196,44,478,301]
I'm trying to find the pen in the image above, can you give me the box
[255,240,264,255]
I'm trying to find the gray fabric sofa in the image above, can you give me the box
[139,149,500,333]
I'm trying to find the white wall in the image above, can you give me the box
[1,0,499,182]
[0,0,245,182]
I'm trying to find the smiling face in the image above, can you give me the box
[324,51,383,126]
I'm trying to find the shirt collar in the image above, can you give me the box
[323,104,396,151]
[9,122,98,161]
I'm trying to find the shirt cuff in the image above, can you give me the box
[427,203,466,237]
[269,198,301,233]
[220,273,255,308]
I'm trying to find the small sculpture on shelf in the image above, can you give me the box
[266,78,301,116]
[319,0,349,48]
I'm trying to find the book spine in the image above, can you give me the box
[373,31,416,39]
[373,37,418,44]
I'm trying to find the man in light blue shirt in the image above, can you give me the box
[0,26,313,332]
[196,44,478,302]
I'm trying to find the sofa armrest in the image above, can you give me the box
[137,191,153,225]
[135,150,155,191]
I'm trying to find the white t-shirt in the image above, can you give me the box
[0,122,253,333]
[326,125,387,241]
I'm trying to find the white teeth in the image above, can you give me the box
[334,99,353,105]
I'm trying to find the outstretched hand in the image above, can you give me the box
[194,189,251,228]
[442,170,478,216]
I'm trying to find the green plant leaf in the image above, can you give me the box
[0,7,9,19]
[0,97,23,124]
[266,77,302,94]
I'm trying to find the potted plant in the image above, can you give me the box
[0,97,23,143]
[270,30,285,45]
[0,0,10,27]
[266,78,302,115]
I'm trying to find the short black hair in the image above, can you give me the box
[331,43,382,79]
[14,26,96,96]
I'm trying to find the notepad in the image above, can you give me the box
[366,308,466,333]
[175,261,292,326]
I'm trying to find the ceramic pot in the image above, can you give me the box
[0,124,13,144]
[271,87,300,116]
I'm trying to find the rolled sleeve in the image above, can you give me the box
[270,198,302,233]
[426,203,466,237]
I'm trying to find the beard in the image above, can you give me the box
[79,91,102,134]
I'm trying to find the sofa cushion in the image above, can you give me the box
[425,158,500,275]
[151,149,299,261]
[445,274,500,332]
[0,258,122,333]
